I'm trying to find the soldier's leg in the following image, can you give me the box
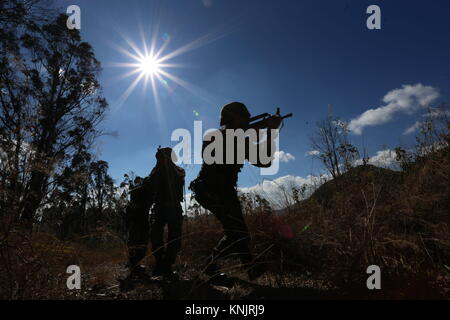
[126,204,150,270]
[205,193,252,270]
[192,184,250,273]
[220,192,267,280]
[150,211,166,271]
[164,208,183,268]
[220,194,252,265]
[215,195,266,280]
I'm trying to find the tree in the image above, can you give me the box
[0,11,108,230]
[88,160,116,217]
[310,111,359,180]
[43,145,92,235]
[0,0,52,28]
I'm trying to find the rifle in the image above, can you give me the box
[248,107,293,129]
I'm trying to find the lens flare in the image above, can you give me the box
[111,20,239,111]
[138,55,161,76]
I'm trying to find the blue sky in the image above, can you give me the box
[57,0,450,190]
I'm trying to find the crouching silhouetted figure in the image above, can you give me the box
[125,147,185,280]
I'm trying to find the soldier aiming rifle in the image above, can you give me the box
[189,101,292,284]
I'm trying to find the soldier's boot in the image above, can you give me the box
[244,255,267,281]
[159,253,180,281]
[131,264,146,274]
[126,251,147,277]
[247,262,266,281]
[203,259,235,287]
[204,261,221,277]
[118,276,135,292]
[203,236,232,277]
[162,264,179,281]
[133,265,149,280]
[202,253,221,276]
[152,259,165,277]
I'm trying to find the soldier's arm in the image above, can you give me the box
[147,168,159,186]
[142,168,159,205]
[178,166,186,179]
[246,129,278,168]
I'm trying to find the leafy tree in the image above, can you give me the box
[88,160,116,217]
[0,11,108,230]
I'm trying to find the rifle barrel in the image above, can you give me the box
[249,113,270,122]
[248,111,293,128]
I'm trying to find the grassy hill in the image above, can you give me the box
[1,148,448,299]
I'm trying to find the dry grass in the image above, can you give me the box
[1,128,449,299]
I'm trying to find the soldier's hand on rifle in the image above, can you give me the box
[264,114,283,129]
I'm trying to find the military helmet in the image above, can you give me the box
[220,102,251,126]
[156,146,177,163]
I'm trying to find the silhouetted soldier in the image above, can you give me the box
[125,147,185,280]
[189,102,282,281]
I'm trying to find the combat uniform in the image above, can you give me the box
[189,102,279,281]
[190,120,275,275]
[190,128,253,267]
[126,149,185,276]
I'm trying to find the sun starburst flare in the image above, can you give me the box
[110,20,241,113]
[138,55,162,76]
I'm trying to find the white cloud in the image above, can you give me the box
[349,84,439,135]
[188,148,402,212]
[403,107,450,136]
[181,192,193,214]
[403,121,421,135]
[239,148,402,208]
[239,174,330,208]
[274,150,295,163]
[418,140,449,156]
[368,149,399,168]
[426,108,450,118]
[354,149,400,169]
[305,150,320,156]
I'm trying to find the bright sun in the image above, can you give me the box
[114,27,231,109]
[138,55,161,76]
